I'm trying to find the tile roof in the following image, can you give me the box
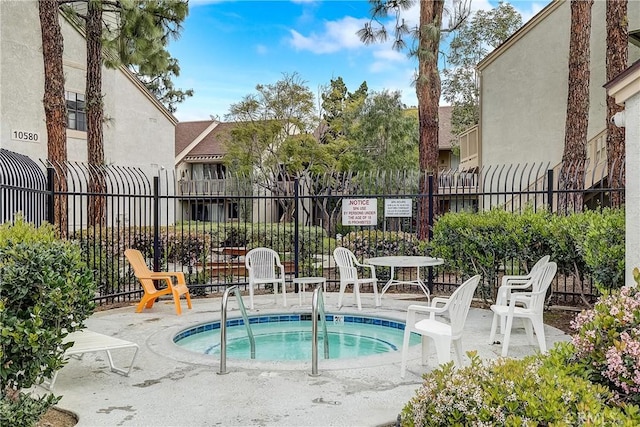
[175,121,236,159]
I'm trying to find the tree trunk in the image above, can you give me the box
[38,0,68,234]
[86,1,105,226]
[558,0,593,214]
[416,0,443,240]
[606,0,628,207]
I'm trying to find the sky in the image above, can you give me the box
[168,0,551,122]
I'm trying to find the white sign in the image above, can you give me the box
[385,199,412,217]
[342,198,377,226]
[11,129,40,143]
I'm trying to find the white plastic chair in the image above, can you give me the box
[333,247,379,310]
[245,247,286,309]
[496,255,550,332]
[489,261,557,357]
[400,274,481,378]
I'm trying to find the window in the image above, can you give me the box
[228,202,238,219]
[203,163,226,179]
[66,91,86,131]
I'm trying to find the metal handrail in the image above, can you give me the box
[218,285,255,375]
[311,284,329,376]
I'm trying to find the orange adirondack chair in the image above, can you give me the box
[124,249,192,315]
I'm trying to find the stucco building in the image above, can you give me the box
[0,1,177,175]
[459,0,640,200]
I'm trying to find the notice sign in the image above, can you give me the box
[385,199,412,217]
[342,198,377,226]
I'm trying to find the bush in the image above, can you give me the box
[430,209,520,300]
[429,208,625,302]
[579,208,625,292]
[400,352,640,426]
[0,217,97,426]
[571,286,640,404]
[341,230,419,258]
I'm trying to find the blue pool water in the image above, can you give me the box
[174,314,421,361]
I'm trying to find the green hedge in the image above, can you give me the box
[429,208,625,299]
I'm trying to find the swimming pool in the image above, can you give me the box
[174,313,421,361]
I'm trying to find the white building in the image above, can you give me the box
[456,0,640,210]
[475,0,640,168]
[0,0,176,174]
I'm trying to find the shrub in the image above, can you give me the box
[0,217,97,426]
[400,352,640,426]
[579,208,625,292]
[430,209,519,300]
[341,230,419,258]
[571,285,640,404]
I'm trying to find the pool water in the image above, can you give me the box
[174,314,421,361]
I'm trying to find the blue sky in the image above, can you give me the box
[168,0,550,122]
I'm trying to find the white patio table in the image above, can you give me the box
[365,256,444,305]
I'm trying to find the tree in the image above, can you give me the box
[558,0,594,213]
[134,60,194,113]
[319,77,368,145]
[442,2,522,137]
[224,73,321,222]
[61,0,189,225]
[103,1,193,113]
[38,0,68,232]
[343,90,419,173]
[605,0,628,207]
[84,0,105,225]
[358,0,470,239]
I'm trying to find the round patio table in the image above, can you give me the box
[365,256,444,304]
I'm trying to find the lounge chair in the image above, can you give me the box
[125,249,193,315]
[46,329,139,390]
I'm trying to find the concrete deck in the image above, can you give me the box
[42,292,570,426]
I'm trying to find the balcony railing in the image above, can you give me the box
[178,178,241,196]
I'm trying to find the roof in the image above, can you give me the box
[399,106,455,150]
[175,121,236,162]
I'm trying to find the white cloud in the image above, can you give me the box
[255,44,268,55]
[369,48,410,73]
[373,48,407,63]
[288,16,367,54]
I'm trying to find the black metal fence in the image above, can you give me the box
[1,148,623,307]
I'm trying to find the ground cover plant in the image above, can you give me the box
[0,217,96,427]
